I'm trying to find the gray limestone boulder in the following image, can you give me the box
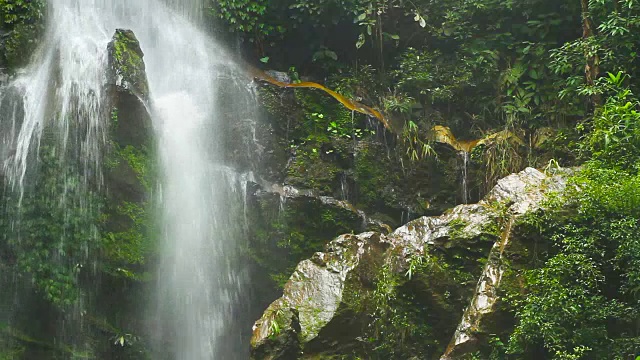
[250,167,571,359]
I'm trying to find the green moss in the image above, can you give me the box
[101,90,156,280]
[1,144,101,308]
[101,202,153,281]
[119,144,153,190]
[101,139,156,280]
[448,218,471,239]
[110,30,148,96]
[114,31,142,71]
[353,144,389,208]
[287,144,341,194]
[257,85,297,120]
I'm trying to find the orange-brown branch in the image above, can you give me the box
[249,66,391,129]
[431,125,525,153]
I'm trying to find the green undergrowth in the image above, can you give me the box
[338,224,498,358]
[498,165,640,359]
[473,88,640,358]
[0,144,101,308]
[0,0,45,69]
[102,152,156,280]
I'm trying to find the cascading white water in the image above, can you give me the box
[0,0,252,358]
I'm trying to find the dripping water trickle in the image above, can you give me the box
[461,151,470,204]
[340,172,349,201]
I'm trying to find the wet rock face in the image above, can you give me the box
[105,28,152,199]
[254,84,453,230]
[107,29,149,99]
[86,30,156,358]
[441,167,571,359]
[101,29,154,274]
[250,168,570,359]
[106,29,152,150]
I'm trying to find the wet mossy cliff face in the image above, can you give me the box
[244,78,462,303]
[102,28,155,280]
[254,79,455,221]
[0,28,155,359]
[93,28,157,358]
[250,168,570,359]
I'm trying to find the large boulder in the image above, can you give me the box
[250,167,570,359]
[247,181,392,312]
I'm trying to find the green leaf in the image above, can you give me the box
[259,56,269,64]
[384,32,400,40]
[356,33,365,49]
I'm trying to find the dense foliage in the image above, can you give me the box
[213,0,638,150]
[211,0,640,358]
[0,0,45,69]
[494,78,640,358]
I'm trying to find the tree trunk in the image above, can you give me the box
[581,0,601,106]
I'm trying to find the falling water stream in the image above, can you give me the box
[461,151,470,204]
[1,0,252,358]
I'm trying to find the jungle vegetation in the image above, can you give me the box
[211,0,640,358]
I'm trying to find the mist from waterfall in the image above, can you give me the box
[0,0,253,358]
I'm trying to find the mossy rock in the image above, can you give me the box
[102,29,155,281]
[286,146,342,196]
[255,73,458,227]
[107,29,149,98]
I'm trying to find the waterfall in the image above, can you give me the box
[0,0,253,358]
